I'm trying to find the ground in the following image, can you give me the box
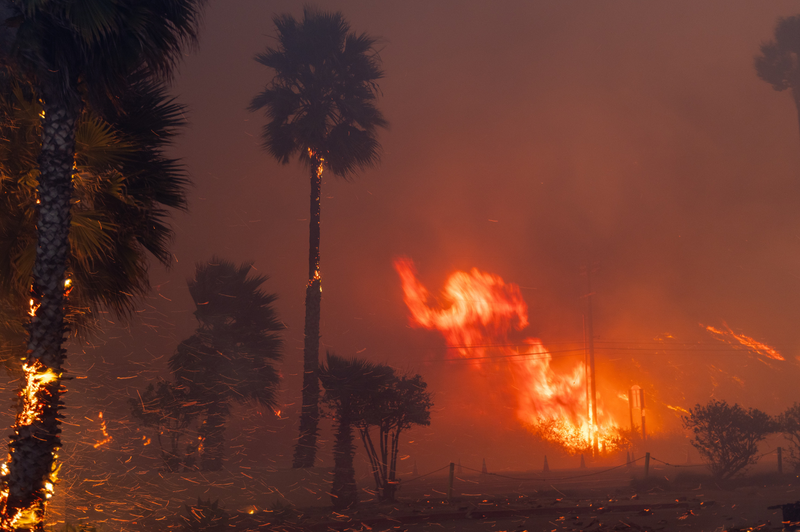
[51,461,800,531]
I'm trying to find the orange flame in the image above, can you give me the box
[394,258,624,454]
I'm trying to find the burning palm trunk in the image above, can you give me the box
[0,95,79,530]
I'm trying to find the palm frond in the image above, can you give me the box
[0,70,189,337]
[251,7,388,178]
[75,113,134,169]
[64,0,121,45]
[169,258,284,411]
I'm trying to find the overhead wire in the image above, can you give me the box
[407,343,786,364]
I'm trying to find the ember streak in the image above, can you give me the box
[705,324,784,361]
[394,257,625,454]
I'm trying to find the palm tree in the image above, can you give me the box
[0,2,204,526]
[0,73,189,369]
[250,7,388,469]
[755,15,800,140]
[319,353,394,509]
[169,258,283,472]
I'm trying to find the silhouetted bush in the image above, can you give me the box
[682,400,776,479]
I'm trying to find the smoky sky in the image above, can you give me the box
[65,1,800,469]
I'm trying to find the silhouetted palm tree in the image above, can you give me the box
[319,353,394,509]
[0,2,204,524]
[0,73,189,371]
[169,258,283,471]
[756,15,800,140]
[250,7,388,468]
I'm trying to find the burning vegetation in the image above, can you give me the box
[394,257,626,455]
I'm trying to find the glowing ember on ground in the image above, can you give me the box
[705,324,784,361]
[394,257,624,454]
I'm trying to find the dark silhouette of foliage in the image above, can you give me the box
[250,7,388,468]
[181,498,228,532]
[778,402,800,472]
[169,258,283,471]
[358,374,432,501]
[319,353,394,509]
[0,73,189,371]
[129,380,200,472]
[682,400,776,479]
[755,15,800,139]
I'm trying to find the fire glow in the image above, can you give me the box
[394,257,624,454]
[705,324,784,361]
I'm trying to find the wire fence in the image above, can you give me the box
[458,457,643,481]
[400,447,787,491]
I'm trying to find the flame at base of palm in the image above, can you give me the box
[394,258,626,455]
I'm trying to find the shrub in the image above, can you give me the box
[682,400,776,479]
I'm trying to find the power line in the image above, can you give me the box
[405,345,785,364]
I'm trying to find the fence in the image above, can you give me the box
[400,447,788,500]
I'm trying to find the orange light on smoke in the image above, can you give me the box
[394,258,624,454]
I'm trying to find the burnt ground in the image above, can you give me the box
[52,461,800,531]
[237,474,796,532]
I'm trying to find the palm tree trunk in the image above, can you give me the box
[3,89,79,530]
[331,411,357,509]
[293,160,323,468]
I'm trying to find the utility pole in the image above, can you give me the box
[586,267,599,456]
[583,315,590,422]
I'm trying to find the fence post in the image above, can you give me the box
[644,452,650,479]
[778,447,783,475]
[447,462,455,501]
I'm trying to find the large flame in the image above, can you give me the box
[394,258,625,454]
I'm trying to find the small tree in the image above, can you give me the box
[129,380,199,471]
[358,374,432,501]
[778,403,800,472]
[682,400,776,479]
[319,353,394,509]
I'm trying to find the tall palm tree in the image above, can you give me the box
[755,15,800,140]
[0,73,189,369]
[169,258,283,472]
[250,7,388,468]
[319,353,394,509]
[0,2,204,527]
